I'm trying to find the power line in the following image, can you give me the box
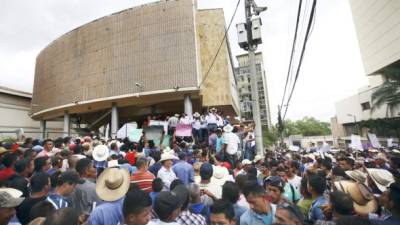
[280,0,303,107]
[283,0,317,120]
[198,0,241,88]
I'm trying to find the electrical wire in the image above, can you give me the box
[282,0,317,120]
[198,0,242,88]
[280,0,304,107]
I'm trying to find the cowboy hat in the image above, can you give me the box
[223,124,234,133]
[193,112,201,117]
[242,159,252,166]
[253,155,264,163]
[159,152,178,162]
[96,167,130,202]
[366,168,395,192]
[211,165,229,185]
[92,145,109,162]
[334,180,377,215]
[0,147,9,155]
[373,153,388,161]
[0,188,25,208]
[163,146,173,154]
[345,170,367,184]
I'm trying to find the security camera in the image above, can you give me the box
[135,83,142,87]
[253,6,267,15]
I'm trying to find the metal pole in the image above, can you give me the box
[111,103,119,139]
[63,111,70,137]
[245,0,264,155]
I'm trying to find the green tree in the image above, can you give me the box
[371,68,400,117]
[282,117,331,137]
[262,125,278,147]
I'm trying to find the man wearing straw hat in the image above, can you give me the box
[222,124,240,167]
[87,167,130,225]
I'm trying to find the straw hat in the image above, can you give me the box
[0,188,25,208]
[223,124,234,133]
[253,155,264,163]
[210,108,217,112]
[193,112,201,117]
[159,152,178,162]
[345,170,367,184]
[96,167,130,201]
[334,180,377,215]
[27,217,46,225]
[0,147,10,155]
[92,145,109,162]
[366,168,395,192]
[373,153,388,161]
[242,159,252,166]
[211,165,229,185]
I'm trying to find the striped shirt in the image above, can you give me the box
[47,194,70,209]
[130,170,155,193]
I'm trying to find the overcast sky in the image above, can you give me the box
[0,0,368,123]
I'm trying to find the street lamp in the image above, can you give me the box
[347,113,359,135]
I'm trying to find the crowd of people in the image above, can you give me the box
[0,108,399,225]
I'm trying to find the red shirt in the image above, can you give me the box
[0,168,15,181]
[130,170,155,193]
[125,152,136,166]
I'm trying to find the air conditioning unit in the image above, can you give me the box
[236,23,248,48]
[251,17,262,45]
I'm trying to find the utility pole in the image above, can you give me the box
[237,0,267,156]
[277,105,284,147]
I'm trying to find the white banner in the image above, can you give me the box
[368,133,381,148]
[387,138,393,147]
[351,134,363,150]
[117,123,137,139]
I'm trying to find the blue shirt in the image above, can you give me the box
[93,160,107,176]
[88,198,124,225]
[240,204,276,225]
[234,204,247,225]
[308,196,327,221]
[150,192,159,206]
[149,162,162,176]
[47,194,70,209]
[172,161,194,185]
[216,137,224,153]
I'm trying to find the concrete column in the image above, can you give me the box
[63,111,70,137]
[111,103,119,139]
[184,94,193,116]
[40,120,47,139]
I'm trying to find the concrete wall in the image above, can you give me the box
[335,85,400,124]
[32,0,200,119]
[349,0,400,74]
[196,9,240,115]
[0,92,63,140]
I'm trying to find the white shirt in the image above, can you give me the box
[206,113,218,124]
[192,119,202,130]
[157,166,177,190]
[168,116,179,128]
[197,181,222,206]
[179,116,192,125]
[216,115,224,127]
[287,175,302,190]
[147,219,180,225]
[245,132,256,147]
[223,132,240,155]
[200,117,208,129]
